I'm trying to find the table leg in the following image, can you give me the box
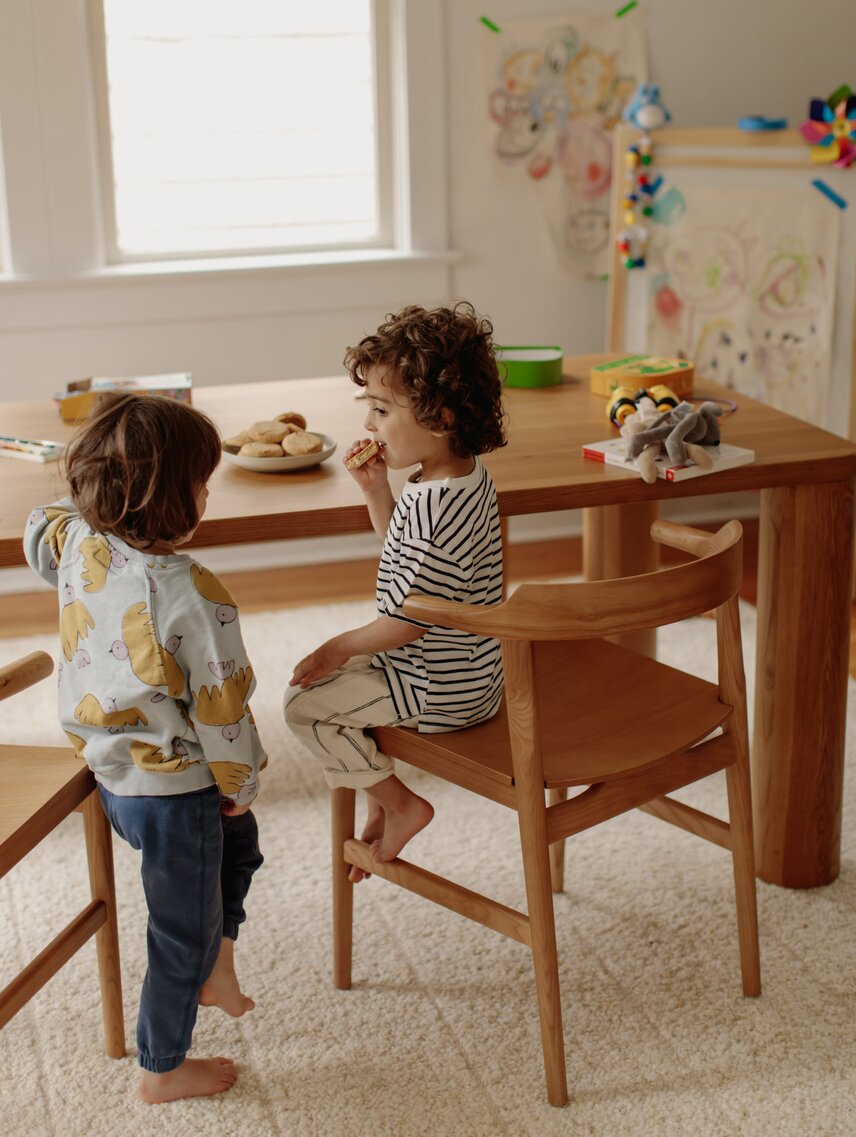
[583,503,659,656]
[753,480,855,887]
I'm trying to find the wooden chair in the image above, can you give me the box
[0,651,125,1057]
[331,519,760,1107]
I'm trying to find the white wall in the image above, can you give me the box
[446,0,856,352]
[1,0,853,588]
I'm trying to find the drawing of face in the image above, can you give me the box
[564,47,615,113]
[502,49,545,96]
[541,27,579,76]
[564,209,609,254]
[558,119,611,200]
[495,113,545,159]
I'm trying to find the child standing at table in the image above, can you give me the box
[24,392,266,1104]
[285,302,506,879]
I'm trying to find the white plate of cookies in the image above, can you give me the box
[221,413,337,473]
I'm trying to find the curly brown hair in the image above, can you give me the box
[62,392,221,548]
[343,302,506,458]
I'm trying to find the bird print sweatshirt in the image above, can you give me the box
[24,499,266,802]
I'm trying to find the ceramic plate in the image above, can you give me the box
[221,434,337,473]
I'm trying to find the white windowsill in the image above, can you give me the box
[0,247,464,291]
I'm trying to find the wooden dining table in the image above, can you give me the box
[2,354,855,890]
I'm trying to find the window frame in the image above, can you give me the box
[0,0,449,284]
[87,0,397,266]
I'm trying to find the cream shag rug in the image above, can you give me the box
[1,599,855,1137]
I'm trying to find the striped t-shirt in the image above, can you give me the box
[373,456,504,732]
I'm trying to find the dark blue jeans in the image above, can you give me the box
[97,785,263,1073]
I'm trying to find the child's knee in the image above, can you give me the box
[283,685,307,727]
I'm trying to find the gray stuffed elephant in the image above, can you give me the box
[627,400,722,470]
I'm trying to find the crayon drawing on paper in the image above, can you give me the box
[645,185,840,427]
[483,14,647,273]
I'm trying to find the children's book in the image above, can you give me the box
[582,437,755,482]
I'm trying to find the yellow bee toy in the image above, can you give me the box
[606,384,678,427]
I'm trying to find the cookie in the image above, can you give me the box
[249,420,289,443]
[275,411,307,430]
[282,430,323,456]
[223,430,253,449]
[239,441,284,458]
[345,440,380,470]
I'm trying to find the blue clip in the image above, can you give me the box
[738,115,788,131]
[812,179,847,210]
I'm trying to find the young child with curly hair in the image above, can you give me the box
[24,392,266,1104]
[285,302,506,879]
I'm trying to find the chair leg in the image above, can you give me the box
[517,795,568,1106]
[725,757,761,997]
[332,788,356,990]
[82,791,125,1058]
[547,788,567,894]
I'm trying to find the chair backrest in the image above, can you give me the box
[401,519,743,642]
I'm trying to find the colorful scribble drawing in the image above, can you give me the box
[645,187,839,427]
[484,16,647,270]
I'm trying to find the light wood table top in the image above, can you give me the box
[2,355,855,566]
[2,356,856,891]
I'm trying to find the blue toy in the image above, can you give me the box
[739,115,788,132]
[622,83,672,132]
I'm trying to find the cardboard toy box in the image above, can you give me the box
[55,373,192,422]
[590,355,694,398]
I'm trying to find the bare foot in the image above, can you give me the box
[366,776,434,864]
[199,938,254,1016]
[138,1057,237,1103]
[349,798,385,882]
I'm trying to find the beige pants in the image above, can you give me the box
[283,656,418,789]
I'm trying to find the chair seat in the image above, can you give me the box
[376,637,730,796]
[0,746,94,874]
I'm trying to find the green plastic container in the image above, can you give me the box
[496,346,563,388]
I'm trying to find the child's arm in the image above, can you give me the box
[22,498,77,585]
[344,439,395,539]
[175,574,268,809]
[289,614,423,688]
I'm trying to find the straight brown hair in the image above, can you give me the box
[62,392,221,548]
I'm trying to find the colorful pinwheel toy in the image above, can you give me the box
[800,86,856,168]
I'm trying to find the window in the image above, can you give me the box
[91,0,390,261]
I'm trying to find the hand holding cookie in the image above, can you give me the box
[344,438,386,488]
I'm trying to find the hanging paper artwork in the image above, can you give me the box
[644,185,840,428]
[483,13,648,273]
